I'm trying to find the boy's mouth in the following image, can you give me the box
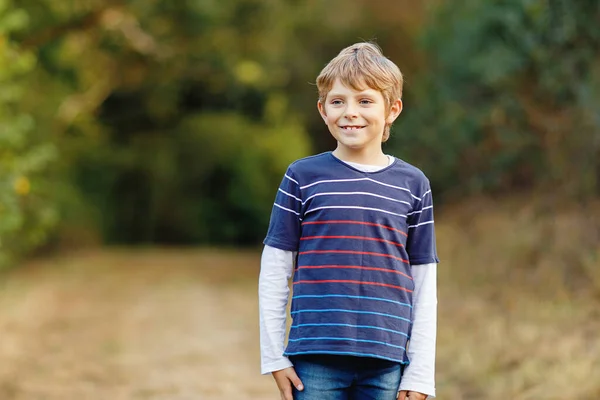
[339,125,366,131]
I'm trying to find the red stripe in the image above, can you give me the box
[302,220,407,237]
[299,250,409,264]
[298,265,412,280]
[301,235,404,248]
[294,279,412,292]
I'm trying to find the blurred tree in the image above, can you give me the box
[13,0,328,246]
[390,0,600,199]
[0,1,59,268]
[41,0,422,245]
[7,0,596,260]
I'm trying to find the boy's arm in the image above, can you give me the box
[398,262,437,398]
[259,244,296,374]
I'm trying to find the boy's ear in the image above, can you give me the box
[386,99,403,124]
[317,100,327,122]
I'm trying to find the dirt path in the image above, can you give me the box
[1,248,599,400]
[0,249,274,400]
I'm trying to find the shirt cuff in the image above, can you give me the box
[398,381,436,398]
[261,357,294,375]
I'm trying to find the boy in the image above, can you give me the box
[259,42,439,400]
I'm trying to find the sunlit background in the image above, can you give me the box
[1,1,599,399]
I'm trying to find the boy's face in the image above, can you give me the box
[318,78,402,156]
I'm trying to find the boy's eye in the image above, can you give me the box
[360,99,373,105]
[330,99,343,105]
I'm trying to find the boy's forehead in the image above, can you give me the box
[327,77,378,96]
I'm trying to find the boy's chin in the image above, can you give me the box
[336,138,380,150]
[336,140,361,148]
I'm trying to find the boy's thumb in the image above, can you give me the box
[288,371,304,391]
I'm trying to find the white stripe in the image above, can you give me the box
[305,205,407,218]
[302,191,411,206]
[300,178,420,200]
[421,189,431,198]
[300,178,364,189]
[406,205,433,216]
[408,220,434,229]
[284,174,299,185]
[274,203,300,216]
[279,188,302,202]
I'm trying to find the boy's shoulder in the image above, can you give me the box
[286,152,334,176]
[289,152,332,167]
[391,157,430,185]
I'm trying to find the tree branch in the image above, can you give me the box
[19,3,122,49]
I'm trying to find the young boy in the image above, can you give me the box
[259,42,439,400]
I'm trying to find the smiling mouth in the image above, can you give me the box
[340,125,366,130]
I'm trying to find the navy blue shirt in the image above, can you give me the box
[264,152,439,363]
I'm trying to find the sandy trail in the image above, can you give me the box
[0,249,274,400]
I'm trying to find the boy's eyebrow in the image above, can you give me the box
[328,90,377,97]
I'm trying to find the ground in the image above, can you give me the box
[0,246,599,399]
[0,249,271,400]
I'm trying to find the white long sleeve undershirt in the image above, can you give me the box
[259,156,438,397]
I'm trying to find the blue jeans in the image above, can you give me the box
[290,355,403,400]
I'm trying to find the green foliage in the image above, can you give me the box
[9,0,428,251]
[0,1,59,268]
[73,112,310,244]
[4,0,599,260]
[390,0,600,198]
[8,0,338,248]
[59,0,325,244]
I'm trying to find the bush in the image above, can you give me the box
[72,112,311,245]
[0,3,59,268]
[390,0,600,199]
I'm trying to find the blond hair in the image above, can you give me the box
[316,42,404,142]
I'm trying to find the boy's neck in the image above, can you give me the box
[332,146,389,166]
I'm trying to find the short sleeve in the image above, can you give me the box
[406,179,440,265]
[263,168,303,251]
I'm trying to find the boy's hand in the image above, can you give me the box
[272,367,304,400]
[398,390,427,400]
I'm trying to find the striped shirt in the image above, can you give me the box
[264,152,439,363]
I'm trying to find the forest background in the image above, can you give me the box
[1,1,599,399]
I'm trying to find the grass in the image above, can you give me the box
[0,198,599,399]
[435,196,600,399]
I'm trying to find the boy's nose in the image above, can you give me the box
[344,105,358,119]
